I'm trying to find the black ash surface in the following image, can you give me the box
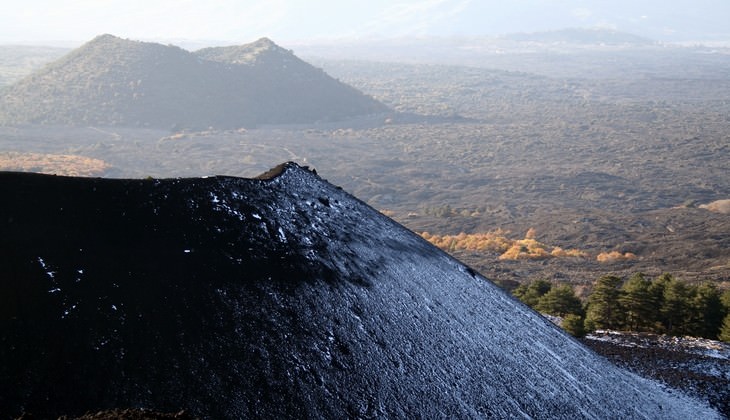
[0,163,719,418]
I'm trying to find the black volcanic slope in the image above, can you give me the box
[0,35,389,129]
[0,163,718,419]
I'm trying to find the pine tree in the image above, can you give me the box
[513,279,552,308]
[561,314,586,338]
[661,277,693,335]
[536,284,583,317]
[690,282,725,339]
[719,313,730,343]
[721,289,730,312]
[620,273,654,331]
[649,273,672,300]
[584,275,624,331]
[648,273,672,333]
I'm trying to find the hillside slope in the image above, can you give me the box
[0,163,719,418]
[0,35,388,129]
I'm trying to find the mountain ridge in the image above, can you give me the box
[501,28,656,45]
[0,35,389,129]
[195,37,294,65]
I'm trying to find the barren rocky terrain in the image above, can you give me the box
[3,43,727,290]
[582,331,730,416]
[1,41,730,417]
[1,89,727,287]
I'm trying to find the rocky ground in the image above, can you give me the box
[15,333,730,419]
[17,409,195,420]
[583,331,730,417]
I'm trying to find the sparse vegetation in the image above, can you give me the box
[422,230,588,260]
[0,151,110,176]
[700,199,730,214]
[596,251,637,263]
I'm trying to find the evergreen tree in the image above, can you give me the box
[536,284,583,317]
[690,282,725,339]
[561,314,586,338]
[649,273,672,321]
[648,273,672,333]
[720,313,730,343]
[661,277,693,335]
[721,289,730,312]
[620,273,654,331]
[584,275,624,331]
[513,279,552,308]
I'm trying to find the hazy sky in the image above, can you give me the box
[1,0,729,45]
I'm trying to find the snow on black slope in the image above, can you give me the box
[0,163,719,419]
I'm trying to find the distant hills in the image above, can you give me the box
[501,28,656,45]
[0,45,68,88]
[0,35,389,129]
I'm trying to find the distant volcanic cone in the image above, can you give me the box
[0,163,719,418]
[0,35,389,129]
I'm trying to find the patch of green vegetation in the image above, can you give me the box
[516,274,730,341]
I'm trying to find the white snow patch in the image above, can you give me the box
[587,330,730,360]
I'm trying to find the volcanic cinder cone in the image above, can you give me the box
[0,35,389,129]
[0,163,719,418]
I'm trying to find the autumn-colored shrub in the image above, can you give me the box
[421,229,513,253]
[551,247,589,258]
[596,251,637,263]
[421,229,588,260]
[499,238,551,260]
[0,152,111,176]
[699,199,730,214]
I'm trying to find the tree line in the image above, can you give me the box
[513,273,730,341]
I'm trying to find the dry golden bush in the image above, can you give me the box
[499,238,551,260]
[699,199,730,214]
[596,251,637,263]
[422,229,588,261]
[0,152,111,176]
[551,246,589,258]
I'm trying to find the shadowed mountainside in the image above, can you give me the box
[0,163,719,419]
[0,35,389,129]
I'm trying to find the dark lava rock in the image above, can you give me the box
[55,409,196,420]
[0,163,719,418]
[583,336,730,417]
